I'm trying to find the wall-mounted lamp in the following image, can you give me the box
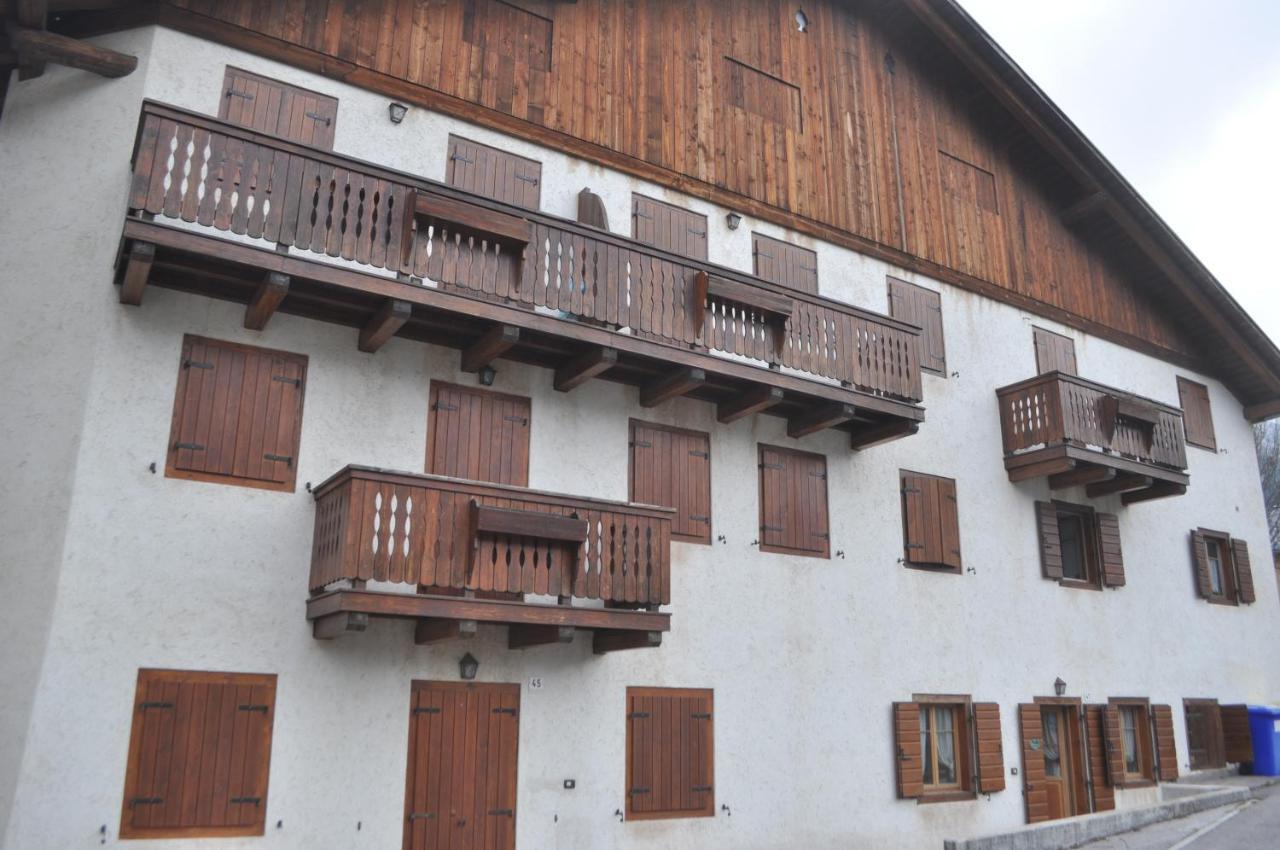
[459,652,479,681]
[478,366,497,386]
[1053,677,1067,697]
[726,212,742,231]
[388,102,409,124]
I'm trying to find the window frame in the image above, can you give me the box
[912,694,973,802]
[1198,527,1238,606]
[624,686,715,821]
[1108,697,1155,786]
[1054,501,1102,590]
[628,419,712,545]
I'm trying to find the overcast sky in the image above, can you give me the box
[959,0,1280,348]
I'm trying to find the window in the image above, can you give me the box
[938,150,998,213]
[1106,699,1154,785]
[893,697,1004,802]
[120,669,277,839]
[1190,529,1256,605]
[220,67,337,149]
[752,232,817,293]
[629,421,711,544]
[625,687,714,820]
[1176,377,1216,451]
[1033,327,1078,376]
[899,471,961,572]
[887,277,946,376]
[426,382,531,487]
[632,194,708,260]
[166,335,307,492]
[758,444,829,558]
[1035,502,1125,589]
[446,135,542,210]
[920,703,964,789]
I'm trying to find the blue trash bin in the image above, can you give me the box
[1247,705,1280,776]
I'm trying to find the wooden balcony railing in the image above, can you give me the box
[126,102,923,408]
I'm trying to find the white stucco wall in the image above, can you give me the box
[1,26,1277,850]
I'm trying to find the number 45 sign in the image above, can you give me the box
[529,677,544,690]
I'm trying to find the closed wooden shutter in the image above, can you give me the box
[166,336,307,492]
[120,669,276,839]
[892,702,924,799]
[1018,703,1050,824]
[1035,502,1064,580]
[1190,530,1214,598]
[426,383,530,487]
[1185,700,1224,770]
[1221,704,1254,764]
[625,688,714,820]
[1084,705,1116,811]
[1097,513,1125,587]
[758,444,829,558]
[1151,704,1179,781]
[1033,327,1078,376]
[220,67,337,149]
[1102,705,1126,786]
[972,702,1005,793]
[888,277,946,376]
[446,135,542,210]
[632,194,708,260]
[630,421,711,544]
[1230,538,1256,604]
[1177,376,1217,450]
[752,232,818,293]
[900,471,962,572]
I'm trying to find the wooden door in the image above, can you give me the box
[1185,700,1224,770]
[403,682,520,850]
[1039,706,1086,820]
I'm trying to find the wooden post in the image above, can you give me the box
[118,241,155,306]
[243,272,290,330]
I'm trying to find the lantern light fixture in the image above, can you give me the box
[388,102,409,124]
[459,652,479,681]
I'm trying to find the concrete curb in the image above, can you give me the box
[942,780,1277,850]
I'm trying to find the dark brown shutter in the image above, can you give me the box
[758,445,829,557]
[1033,327,1078,376]
[1230,538,1256,604]
[1222,704,1254,764]
[625,688,714,820]
[630,421,711,544]
[220,67,337,149]
[972,702,1005,793]
[900,472,961,572]
[893,702,923,799]
[1190,530,1214,599]
[1185,700,1225,769]
[446,135,542,210]
[1097,513,1125,587]
[1177,376,1217,450]
[1151,704,1178,781]
[1084,705,1116,811]
[1018,703,1050,824]
[752,232,818,294]
[1035,502,1064,580]
[888,277,946,375]
[426,382,531,487]
[1102,705,1126,787]
[632,194,708,260]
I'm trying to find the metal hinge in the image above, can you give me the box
[692,785,713,792]
[488,808,514,817]
[272,374,301,387]
[761,524,784,533]
[812,532,829,540]
[630,440,652,448]
[130,797,164,808]
[140,701,174,711]
[413,706,442,715]
[515,174,539,184]
[492,707,517,716]
[691,712,712,720]
[810,470,827,479]
[432,402,459,412]
[225,89,254,101]
[263,453,293,466]
[756,250,773,259]
[230,796,261,806]
[800,265,817,273]
[238,704,269,713]
[688,228,706,237]
[174,442,206,451]
[183,359,214,370]
[634,208,653,220]
[450,153,474,164]
[759,462,785,470]
[627,711,651,719]
[688,450,709,459]
[689,515,710,523]
[407,812,435,821]
[503,415,529,425]
[905,543,924,550]
[629,787,651,796]
[304,111,332,126]
[902,487,921,494]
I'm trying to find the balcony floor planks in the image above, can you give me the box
[1003,445,1189,488]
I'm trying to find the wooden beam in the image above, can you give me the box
[639,366,705,408]
[414,617,477,645]
[553,346,616,392]
[312,611,368,639]
[461,323,519,372]
[243,271,289,330]
[357,298,411,352]
[1244,399,1280,422]
[8,25,138,78]
[1048,465,1114,490]
[508,624,575,649]
[592,630,662,655]
[849,419,919,450]
[717,385,784,423]
[1006,457,1075,483]
[117,240,154,305]
[787,402,856,438]
[1086,473,1153,498]
[1121,482,1188,505]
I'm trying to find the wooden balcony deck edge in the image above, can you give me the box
[995,371,1184,416]
[307,589,671,632]
[1004,445,1190,485]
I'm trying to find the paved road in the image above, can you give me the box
[1078,781,1280,850]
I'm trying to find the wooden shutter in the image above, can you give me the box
[1151,704,1179,781]
[1084,705,1116,811]
[166,336,307,492]
[120,669,276,839]
[1101,705,1126,786]
[900,471,962,572]
[1189,530,1214,598]
[1230,538,1256,604]
[888,277,946,376]
[972,702,1005,793]
[752,232,818,293]
[1097,513,1125,587]
[1035,502,1064,580]
[446,135,542,210]
[892,702,923,799]
[758,445,829,558]
[1185,700,1224,769]
[1018,703,1050,824]
[632,194,708,260]
[1176,377,1217,450]
[426,382,530,487]
[629,421,711,544]
[1222,704,1254,764]
[625,688,714,820]
[220,67,337,149]
[1033,327,1078,376]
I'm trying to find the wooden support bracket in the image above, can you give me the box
[1007,457,1075,483]
[415,618,478,645]
[849,419,919,450]
[554,346,617,392]
[593,630,662,655]
[461,324,520,372]
[118,241,155,305]
[508,624,575,650]
[717,385,784,423]
[1121,481,1188,505]
[1086,473,1153,498]
[358,298,411,353]
[787,402,856,438]
[639,367,706,408]
[1048,465,1115,490]
[243,272,290,330]
[8,25,138,78]
[312,611,368,639]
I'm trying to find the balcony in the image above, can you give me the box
[996,372,1189,503]
[117,101,924,447]
[306,466,674,653]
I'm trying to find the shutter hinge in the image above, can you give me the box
[174,442,206,451]
[761,524,784,532]
[130,797,164,807]
[905,543,924,550]
[630,440,652,448]
[688,228,706,237]
[272,374,301,387]
[432,402,459,411]
[902,487,921,494]
[407,812,436,821]
[225,90,253,101]
[691,712,712,720]
[689,514,710,523]
[492,707,517,716]
[629,787,651,795]
[450,153,474,164]
[238,704,269,713]
[634,210,653,220]
[413,706,442,715]
[810,470,826,479]
[627,711,651,719]
[263,453,293,466]
[140,701,174,711]
[812,532,829,540]
[688,450,709,459]
[230,796,261,806]
[692,785,713,792]
[503,415,529,425]
[756,251,773,259]
[800,265,817,273]
[304,111,332,126]
[488,808,514,817]
[515,174,539,184]
[758,462,785,470]
[183,359,214,370]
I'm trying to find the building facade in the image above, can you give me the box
[1,4,1278,850]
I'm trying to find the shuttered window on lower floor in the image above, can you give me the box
[166,335,308,492]
[220,67,337,149]
[899,471,961,572]
[120,669,277,839]
[626,687,714,820]
[629,421,711,544]
[446,135,542,210]
[758,444,829,558]
[893,697,1004,802]
[888,277,946,376]
[1189,529,1255,605]
[426,382,531,487]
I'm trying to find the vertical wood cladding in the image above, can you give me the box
[170,0,1197,358]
